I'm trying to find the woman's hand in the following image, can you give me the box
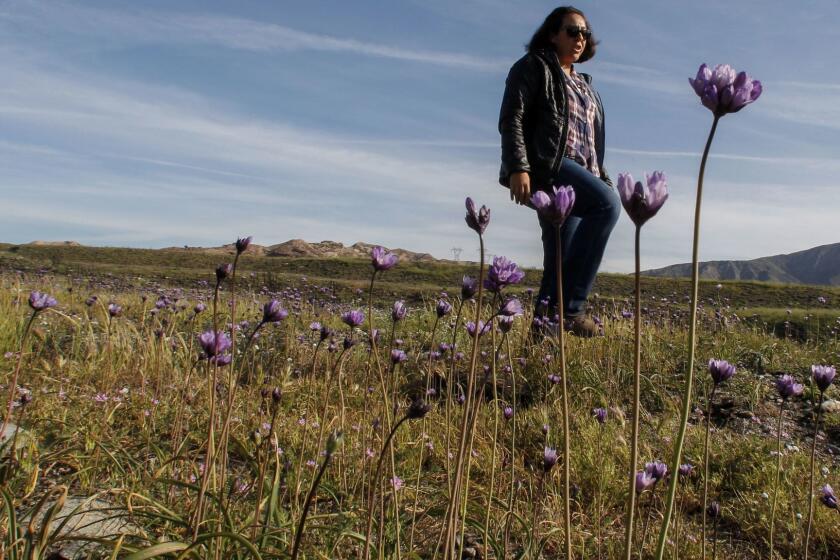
[509,171,531,205]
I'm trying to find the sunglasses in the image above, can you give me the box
[563,25,591,40]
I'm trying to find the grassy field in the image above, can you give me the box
[1,243,839,558]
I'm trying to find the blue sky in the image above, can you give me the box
[1,0,839,271]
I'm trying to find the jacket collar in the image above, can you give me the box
[535,48,593,85]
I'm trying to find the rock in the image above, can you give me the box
[26,494,147,559]
[0,422,33,451]
[821,399,840,414]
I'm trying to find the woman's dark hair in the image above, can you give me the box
[526,6,598,62]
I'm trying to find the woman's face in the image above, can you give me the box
[550,13,588,66]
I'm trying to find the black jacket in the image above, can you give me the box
[498,48,611,189]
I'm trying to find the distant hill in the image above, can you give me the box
[15,239,441,263]
[164,239,441,263]
[643,243,840,286]
[27,240,82,247]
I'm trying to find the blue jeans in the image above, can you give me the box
[537,158,620,318]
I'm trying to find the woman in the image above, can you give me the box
[498,6,619,337]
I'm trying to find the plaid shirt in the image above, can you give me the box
[563,68,600,177]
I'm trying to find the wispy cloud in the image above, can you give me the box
[590,61,684,95]
[775,81,840,91]
[0,52,500,256]
[0,54,491,201]
[755,82,840,130]
[1,0,837,272]
[0,1,509,71]
[607,147,840,169]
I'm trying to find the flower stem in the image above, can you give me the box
[482,318,501,549]
[364,415,410,560]
[440,235,485,559]
[444,299,466,499]
[654,114,721,560]
[555,224,572,560]
[503,335,517,555]
[1,310,36,437]
[596,425,603,560]
[804,392,824,558]
[769,399,785,558]
[712,513,719,560]
[623,224,642,560]
[291,446,335,560]
[408,316,439,552]
[702,384,718,559]
[193,281,222,538]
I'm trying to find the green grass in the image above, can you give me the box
[1,248,839,558]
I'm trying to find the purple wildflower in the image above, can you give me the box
[465,197,490,235]
[28,291,57,311]
[212,354,232,366]
[544,446,558,473]
[776,374,804,400]
[235,236,253,255]
[107,303,122,317]
[645,460,668,482]
[262,300,288,323]
[503,406,513,421]
[821,484,838,509]
[499,297,523,317]
[390,349,408,365]
[406,399,431,419]
[341,310,365,328]
[636,471,656,493]
[198,330,232,358]
[530,185,575,226]
[319,325,332,341]
[392,300,407,322]
[465,320,490,338]
[617,171,669,227]
[436,299,452,318]
[708,359,736,386]
[498,316,515,333]
[707,501,721,519]
[811,365,836,393]
[592,408,607,424]
[689,63,762,116]
[461,275,478,300]
[215,263,233,282]
[679,463,695,478]
[193,302,206,315]
[484,256,525,293]
[371,246,398,272]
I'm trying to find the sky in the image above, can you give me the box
[1,0,839,272]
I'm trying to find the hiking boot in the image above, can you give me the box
[564,315,600,338]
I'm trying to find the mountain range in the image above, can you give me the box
[642,242,840,286]
[20,239,840,286]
